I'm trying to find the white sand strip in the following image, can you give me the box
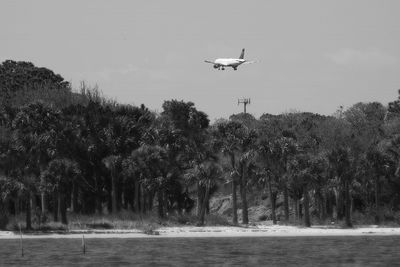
[1,225,400,239]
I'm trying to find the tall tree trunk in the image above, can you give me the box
[41,192,47,214]
[327,191,334,219]
[336,188,344,220]
[14,197,20,216]
[321,191,327,221]
[25,191,32,230]
[59,191,68,225]
[283,184,289,221]
[230,154,238,225]
[53,191,59,222]
[121,190,127,210]
[198,183,210,226]
[70,183,75,213]
[375,176,382,224]
[268,180,277,224]
[39,163,47,213]
[124,188,131,210]
[94,175,102,214]
[31,193,37,213]
[314,190,321,220]
[206,198,210,215]
[299,201,303,219]
[303,184,311,227]
[96,193,102,214]
[344,179,352,227]
[57,193,61,221]
[240,164,249,224]
[163,189,169,215]
[0,200,7,229]
[293,195,299,222]
[70,181,78,213]
[157,190,165,218]
[117,180,122,212]
[140,184,145,214]
[148,193,154,211]
[111,168,117,214]
[196,182,202,217]
[134,180,140,213]
[232,180,238,225]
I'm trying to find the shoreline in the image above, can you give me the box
[2,225,400,239]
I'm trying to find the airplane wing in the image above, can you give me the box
[204,60,216,64]
[243,60,256,64]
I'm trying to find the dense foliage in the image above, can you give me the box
[1,60,400,229]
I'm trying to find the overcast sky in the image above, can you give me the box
[1,0,399,121]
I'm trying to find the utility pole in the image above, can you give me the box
[238,98,251,114]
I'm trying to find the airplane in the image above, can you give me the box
[204,48,255,70]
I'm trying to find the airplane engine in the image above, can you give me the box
[213,65,219,69]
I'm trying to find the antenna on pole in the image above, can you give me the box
[238,98,251,114]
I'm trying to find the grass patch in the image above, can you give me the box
[85,222,113,229]
[5,210,234,232]
[258,214,268,221]
[205,214,231,226]
[68,210,162,231]
[6,216,68,232]
[167,213,198,225]
[37,222,68,231]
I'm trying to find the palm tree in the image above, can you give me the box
[41,158,80,224]
[257,136,298,223]
[213,121,244,225]
[238,149,257,224]
[2,144,37,229]
[11,102,62,214]
[8,102,63,228]
[124,144,172,218]
[102,104,154,213]
[102,155,121,214]
[365,149,395,224]
[276,137,298,222]
[255,166,279,224]
[328,147,353,227]
[185,161,222,225]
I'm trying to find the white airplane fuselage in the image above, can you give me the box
[211,58,246,70]
[214,58,245,67]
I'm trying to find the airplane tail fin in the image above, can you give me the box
[239,48,245,59]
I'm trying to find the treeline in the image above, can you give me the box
[1,60,400,230]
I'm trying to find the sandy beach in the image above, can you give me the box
[1,224,400,239]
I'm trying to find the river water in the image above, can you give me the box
[1,236,399,266]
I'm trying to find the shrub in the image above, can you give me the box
[169,213,197,225]
[0,212,8,230]
[38,222,68,231]
[258,214,268,221]
[85,221,114,229]
[205,214,230,226]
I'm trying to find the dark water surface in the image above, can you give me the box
[1,236,400,266]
